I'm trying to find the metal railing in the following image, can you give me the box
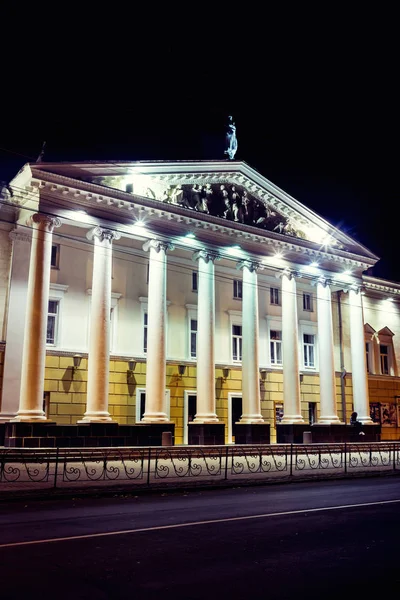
[0,443,399,492]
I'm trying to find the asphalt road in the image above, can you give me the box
[1,476,399,600]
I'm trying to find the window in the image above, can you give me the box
[233,279,242,300]
[366,342,371,373]
[136,388,171,422]
[303,333,315,368]
[143,312,148,354]
[380,345,389,375]
[232,324,242,362]
[270,287,281,305]
[190,318,197,358]
[125,183,133,193]
[192,272,198,292]
[47,300,59,345]
[51,244,59,269]
[270,330,282,365]
[303,293,313,311]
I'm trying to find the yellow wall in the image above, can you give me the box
[45,354,400,443]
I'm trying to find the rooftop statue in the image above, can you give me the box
[224,115,238,160]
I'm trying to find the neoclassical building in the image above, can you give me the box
[0,159,399,444]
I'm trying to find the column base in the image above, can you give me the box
[239,414,264,424]
[280,415,305,424]
[0,412,17,423]
[141,412,170,423]
[188,423,225,445]
[233,423,270,445]
[10,410,49,422]
[193,413,219,424]
[318,416,344,425]
[77,411,114,423]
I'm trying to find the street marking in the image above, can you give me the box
[1,498,400,549]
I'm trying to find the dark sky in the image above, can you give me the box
[1,8,398,281]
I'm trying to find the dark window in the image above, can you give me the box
[51,244,59,268]
[192,271,198,292]
[270,288,280,305]
[303,293,313,311]
[233,279,242,299]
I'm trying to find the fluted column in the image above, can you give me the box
[349,287,373,424]
[14,214,61,421]
[192,250,219,422]
[142,239,174,422]
[81,227,120,422]
[237,260,264,423]
[317,278,341,423]
[281,270,304,423]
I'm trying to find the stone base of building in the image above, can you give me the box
[3,421,175,448]
[188,423,225,445]
[233,423,271,445]
[276,423,381,444]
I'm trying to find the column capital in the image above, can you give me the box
[86,226,121,243]
[236,259,262,273]
[9,227,32,243]
[192,249,220,264]
[279,268,299,280]
[317,276,333,288]
[142,239,174,253]
[30,213,61,232]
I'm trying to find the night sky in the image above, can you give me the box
[1,8,398,281]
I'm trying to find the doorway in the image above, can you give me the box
[183,391,197,444]
[228,393,243,444]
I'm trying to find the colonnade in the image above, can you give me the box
[10,216,373,426]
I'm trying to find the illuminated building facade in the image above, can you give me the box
[0,160,399,444]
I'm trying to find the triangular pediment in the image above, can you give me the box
[378,326,394,337]
[364,323,376,336]
[21,159,379,264]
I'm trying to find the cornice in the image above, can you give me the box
[26,172,375,273]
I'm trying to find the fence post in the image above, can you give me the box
[393,443,396,471]
[224,446,229,480]
[344,443,347,474]
[289,444,293,477]
[54,447,59,489]
[147,447,152,486]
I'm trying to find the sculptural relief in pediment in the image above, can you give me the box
[95,175,308,240]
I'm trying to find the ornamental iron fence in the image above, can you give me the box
[0,443,399,493]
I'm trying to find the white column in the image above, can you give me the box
[13,214,61,421]
[81,227,120,422]
[142,239,173,422]
[238,260,264,423]
[317,278,341,423]
[281,270,304,423]
[349,287,373,424]
[192,250,219,422]
[0,229,31,421]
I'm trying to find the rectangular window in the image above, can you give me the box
[303,333,315,368]
[51,244,59,269]
[125,183,133,193]
[303,293,313,311]
[143,312,148,354]
[190,318,197,358]
[366,342,370,373]
[47,300,59,345]
[233,279,242,300]
[192,272,198,292]
[270,287,281,305]
[380,345,389,375]
[232,324,243,362]
[270,330,282,365]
